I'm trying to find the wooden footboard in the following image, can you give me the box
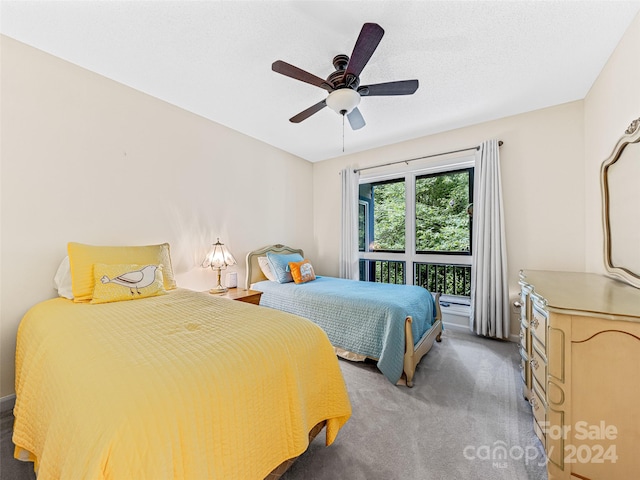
[332,293,443,387]
[403,293,443,387]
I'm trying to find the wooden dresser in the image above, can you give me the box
[519,270,640,480]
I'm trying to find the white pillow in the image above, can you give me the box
[53,256,74,299]
[258,256,277,282]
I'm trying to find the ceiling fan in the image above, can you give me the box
[272,23,419,130]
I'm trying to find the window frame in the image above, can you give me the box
[358,200,369,253]
[358,155,475,290]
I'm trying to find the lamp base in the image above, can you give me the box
[209,285,228,295]
[209,267,228,294]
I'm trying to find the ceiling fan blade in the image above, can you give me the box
[347,107,366,130]
[272,60,333,92]
[358,79,419,96]
[289,100,327,123]
[344,23,385,85]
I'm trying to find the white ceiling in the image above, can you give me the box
[2,1,639,162]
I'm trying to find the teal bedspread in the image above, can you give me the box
[254,276,437,384]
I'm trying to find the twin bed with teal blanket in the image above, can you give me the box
[246,245,443,387]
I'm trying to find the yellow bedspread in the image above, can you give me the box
[13,289,351,479]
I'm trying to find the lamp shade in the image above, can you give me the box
[326,88,361,115]
[201,238,237,269]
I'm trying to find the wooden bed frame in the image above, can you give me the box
[246,244,443,387]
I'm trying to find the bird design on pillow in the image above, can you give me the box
[101,265,158,295]
[300,262,314,279]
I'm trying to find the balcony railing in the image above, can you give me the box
[359,259,405,284]
[360,259,471,298]
[414,262,471,297]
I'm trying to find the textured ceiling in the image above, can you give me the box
[2,1,639,162]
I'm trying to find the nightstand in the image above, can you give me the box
[216,288,262,305]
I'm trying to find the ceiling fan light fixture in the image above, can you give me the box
[273,23,417,128]
[326,88,361,115]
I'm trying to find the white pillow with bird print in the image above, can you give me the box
[90,263,166,304]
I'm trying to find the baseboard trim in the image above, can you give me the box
[443,322,520,343]
[442,321,471,333]
[508,333,520,343]
[0,394,16,414]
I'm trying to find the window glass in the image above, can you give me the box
[362,179,405,252]
[415,169,472,254]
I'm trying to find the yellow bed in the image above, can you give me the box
[13,288,351,479]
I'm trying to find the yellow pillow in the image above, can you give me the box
[68,242,176,302]
[289,259,316,284]
[91,264,166,304]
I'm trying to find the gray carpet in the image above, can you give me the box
[1,405,35,480]
[283,328,547,480]
[0,328,546,480]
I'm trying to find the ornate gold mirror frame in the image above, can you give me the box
[601,117,640,288]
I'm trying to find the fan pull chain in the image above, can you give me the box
[342,114,345,153]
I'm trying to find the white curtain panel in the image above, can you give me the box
[339,167,360,280]
[470,140,510,338]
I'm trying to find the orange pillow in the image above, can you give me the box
[288,259,316,284]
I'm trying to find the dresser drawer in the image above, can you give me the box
[519,322,528,351]
[531,381,547,447]
[520,291,528,323]
[519,347,528,383]
[530,344,547,392]
[530,305,548,348]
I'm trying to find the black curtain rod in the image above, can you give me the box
[353,140,503,174]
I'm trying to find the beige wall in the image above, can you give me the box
[0,36,314,398]
[312,102,586,337]
[584,12,640,273]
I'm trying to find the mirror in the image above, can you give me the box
[601,117,640,288]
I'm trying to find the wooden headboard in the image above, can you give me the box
[245,244,304,289]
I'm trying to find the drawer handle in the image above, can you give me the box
[530,359,539,370]
[529,397,539,411]
[530,318,539,329]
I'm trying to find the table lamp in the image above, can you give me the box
[201,238,237,294]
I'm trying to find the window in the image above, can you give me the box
[359,162,474,299]
[415,168,473,255]
[359,179,405,252]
